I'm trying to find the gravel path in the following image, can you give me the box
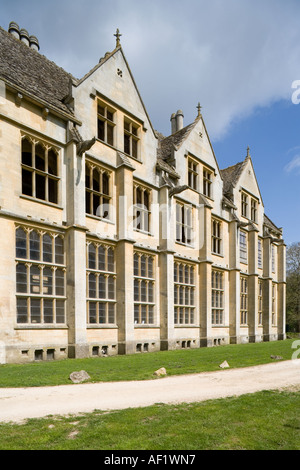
[0,360,299,424]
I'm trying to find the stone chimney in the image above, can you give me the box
[29,35,40,51]
[176,110,184,131]
[170,113,176,134]
[8,22,20,40]
[20,29,30,47]
[170,110,184,134]
[8,22,40,51]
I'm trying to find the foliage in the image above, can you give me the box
[286,242,300,332]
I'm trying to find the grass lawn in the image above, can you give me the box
[0,339,299,450]
[0,338,297,388]
[0,389,299,450]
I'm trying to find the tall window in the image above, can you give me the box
[212,270,224,325]
[16,227,65,324]
[240,230,248,263]
[258,280,263,325]
[188,158,198,190]
[272,245,276,273]
[240,276,248,325]
[87,243,116,324]
[258,238,263,269]
[272,283,277,326]
[97,102,115,146]
[176,203,193,245]
[203,168,212,198]
[212,219,222,255]
[133,185,151,233]
[251,199,258,223]
[134,253,155,324]
[85,162,111,219]
[124,118,139,159]
[174,261,195,325]
[241,193,248,218]
[21,137,59,204]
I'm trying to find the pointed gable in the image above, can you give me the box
[75,44,157,139]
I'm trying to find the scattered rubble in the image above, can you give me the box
[69,370,91,384]
[219,361,230,369]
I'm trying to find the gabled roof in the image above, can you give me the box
[158,118,200,160]
[76,44,157,139]
[0,26,76,118]
[264,214,282,235]
[220,159,248,197]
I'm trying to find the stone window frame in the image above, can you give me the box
[174,260,196,325]
[258,279,263,325]
[133,252,155,325]
[241,192,248,218]
[124,117,140,160]
[133,183,151,234]
[97,100,116,147]
[21,135,60,205]
[175,202,193,246]
[251,198,258,223]
[240,275,248,325]
[271,244,276,273]
[272,282,277,326]
[212,218,222,255]
[239,229,248,264]
[86,241,116,325]
[202,167,213,198]
[258,238,263,269]
[211,269,224,325]
[85,160,112,220]
[188,157,198,191]
[15,225,66,325]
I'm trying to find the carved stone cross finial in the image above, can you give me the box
[114,28,122,47]
[197,102,202,117]
[247,146,250,158]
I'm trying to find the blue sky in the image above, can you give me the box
[1,0,300,244]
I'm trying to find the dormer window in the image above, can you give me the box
[97,101,115,146]
[124,118,139,159]
[203,168,212,198]
[188,158,198,190]
[241,192,248,218]
[251,198,258,223]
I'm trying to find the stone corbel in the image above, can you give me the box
[15,92,23,107]
[42,108,49,120]
[169,184,189,197]
[77,137,96,157]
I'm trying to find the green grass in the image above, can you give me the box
[0,339,296,388]
[0,390,299,450]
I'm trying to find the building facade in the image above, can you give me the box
[0,23,286,363]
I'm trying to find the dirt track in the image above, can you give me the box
[0,360,299,424]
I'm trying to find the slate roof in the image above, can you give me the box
[0,26,76,117]
[220,159,248,197]
[264,214,282,234]
[158,120,199,160]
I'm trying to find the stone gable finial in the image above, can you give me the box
[197,102,202,117]
[114,28,122,47]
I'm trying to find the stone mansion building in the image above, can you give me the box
[0,23,286,363]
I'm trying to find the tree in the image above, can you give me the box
[286,242,300,332]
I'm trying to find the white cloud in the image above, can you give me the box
[3,0,300,138]
[285,156,300,174]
